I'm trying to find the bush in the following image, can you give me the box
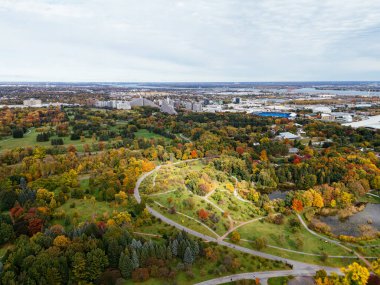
[51,138,64,146]
[12,128,24,138]
[253,237,267,250]
[70,133,81,140]
[36,132,50,142]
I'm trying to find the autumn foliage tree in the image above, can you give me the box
[198,209,209,221]
[292,199,304,212]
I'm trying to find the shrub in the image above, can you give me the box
[51,138,64,146]
[12,128,24,138]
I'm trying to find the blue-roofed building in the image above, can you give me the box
[254,112,296,118]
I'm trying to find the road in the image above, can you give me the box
[194,268,342,285]
[133,159,343,279]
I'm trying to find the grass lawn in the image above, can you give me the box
[134,129,172,143]
[150,203,220,238]
[359,194,380,204]
[0,128,95,153]
[79,178,90,191]
[142,160,262,236]
[51,198,125,229]
[234,216,353,267]
[134,219,178,237]
[268,276,291,285]
[150,190,229,236]
[209,189,260,221]
[353,243,380,258]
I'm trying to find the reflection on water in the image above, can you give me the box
[319,204,380,237]
[268,191,287,200]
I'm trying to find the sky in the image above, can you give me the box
[0,0,380,82]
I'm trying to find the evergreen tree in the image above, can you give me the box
[86,248,109,281]
[192,242,200,256]
[119,253,134,278]
[131,250,139,269]
[107,240,121,268]
[183,247,194,265]
[171,239,178,256]
[166,245,172,260]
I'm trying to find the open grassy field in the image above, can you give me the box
[0,128,95,153]
[234,216,354,267]
[142,160,266,238]
[209,189,260,221]
[235,216,348,256]
[134,129,172,142]
[150,203,220,238]
[140,160,210,195]
[51,198,125,229]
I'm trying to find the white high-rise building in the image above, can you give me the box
[23,99,42,107]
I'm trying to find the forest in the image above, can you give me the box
[0,106,379,284]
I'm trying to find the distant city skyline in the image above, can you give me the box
[1,0,380,82]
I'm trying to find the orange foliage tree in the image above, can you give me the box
[292,199,304,212]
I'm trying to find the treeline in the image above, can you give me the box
[0,224,203,284]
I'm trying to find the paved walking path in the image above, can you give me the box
[367,192,380,199]
[194,268,342,285]
[296,213,371,267]
[134,159,343,276]
[179,134,192,143]
[219,217,265,241]
[153,201,220,238]
[231,176,252,203]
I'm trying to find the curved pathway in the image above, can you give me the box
[134,160,343,276]
[367,192,380,199]
[194,268,342,285]
[219,217,265,241]
[296,213,371,267]
[153,201,220,238]
[179,134,192,143]
[232,176,252,203]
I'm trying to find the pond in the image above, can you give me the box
[268,190,288,200]
[319,204,380,237]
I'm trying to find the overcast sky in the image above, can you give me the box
[1,0,380,82]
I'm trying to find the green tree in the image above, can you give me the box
[183,247,194,265]
[72,252,87,281]
[119,252,134,278]
[86,248,109,281]
[0,223,15,245]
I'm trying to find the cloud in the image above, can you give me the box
[0,0,379,81]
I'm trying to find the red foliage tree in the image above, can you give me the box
[28,218,44,235]
[198,209,209,220]
[293,155,302,164]
[236,146,245,155]
[10,203,24,220]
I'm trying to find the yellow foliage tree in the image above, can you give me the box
[341,262,370,285]
[36,188,54,204]
[231,231,241,243]
[53,235,70,248]
[113,212,132,226]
